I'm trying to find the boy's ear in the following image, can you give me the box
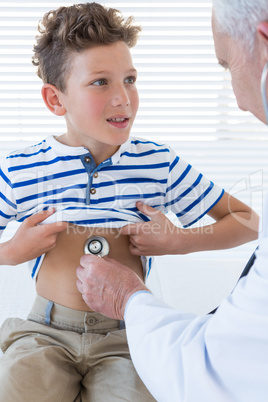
[257,22,268,63]
[41,84,66,116]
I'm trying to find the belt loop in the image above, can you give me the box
[119,320,125,330]
[84,314,88,333]
[45,300,54,325]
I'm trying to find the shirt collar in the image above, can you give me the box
[46,135,131,165]
[111,137,131,165]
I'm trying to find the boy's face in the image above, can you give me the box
[58,41,139,159]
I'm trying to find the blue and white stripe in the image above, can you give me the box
[0,135,224,279]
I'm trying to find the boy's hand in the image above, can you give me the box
[120,202,183,256]
[5,208,67,265]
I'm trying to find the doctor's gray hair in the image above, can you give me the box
[213,0,268,54]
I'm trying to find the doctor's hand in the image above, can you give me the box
[76,255,149,320]
[120,201,184,256]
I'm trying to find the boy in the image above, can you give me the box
[0,3,258,401]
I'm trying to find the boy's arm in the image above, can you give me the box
[0,208,67,266]
[120,192,259,256]
[0,160,67,266]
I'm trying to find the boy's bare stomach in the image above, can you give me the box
[36,224,143,311]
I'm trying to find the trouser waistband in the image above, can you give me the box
[28,295,125,333]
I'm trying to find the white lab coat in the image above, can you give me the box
[124,196,268,402]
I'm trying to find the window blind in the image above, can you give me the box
[0,0,265,259]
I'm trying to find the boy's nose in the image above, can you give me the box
[111,85,130,107]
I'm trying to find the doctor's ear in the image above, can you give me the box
[41,84,66,116]
[257,22,268,61]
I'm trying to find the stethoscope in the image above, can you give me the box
[84,235,110,257]
[261,61,268,124]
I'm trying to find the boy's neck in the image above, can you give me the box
[55,133,120,166]
[91,146,119,166]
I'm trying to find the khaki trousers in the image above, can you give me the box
[0,295,155,402]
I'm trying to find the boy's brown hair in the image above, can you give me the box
[32,2,141,92]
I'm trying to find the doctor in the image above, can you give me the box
[76,1,268,401]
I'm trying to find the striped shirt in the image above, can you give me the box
[0,135,224,279]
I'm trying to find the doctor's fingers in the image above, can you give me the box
[76,265,86,281]
[76,266,93,292]
[76,278,83,293]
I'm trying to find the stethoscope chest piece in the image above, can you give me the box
[84,236,110,257]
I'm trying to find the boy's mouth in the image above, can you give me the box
[107,116,130,128]
[107,117,128,122]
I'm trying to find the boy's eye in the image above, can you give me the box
[125,76,136,84]
[91,79,107,86]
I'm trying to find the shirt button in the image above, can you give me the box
[93,172,98,178]
[90,188,96,195]
[85,157,91,163]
